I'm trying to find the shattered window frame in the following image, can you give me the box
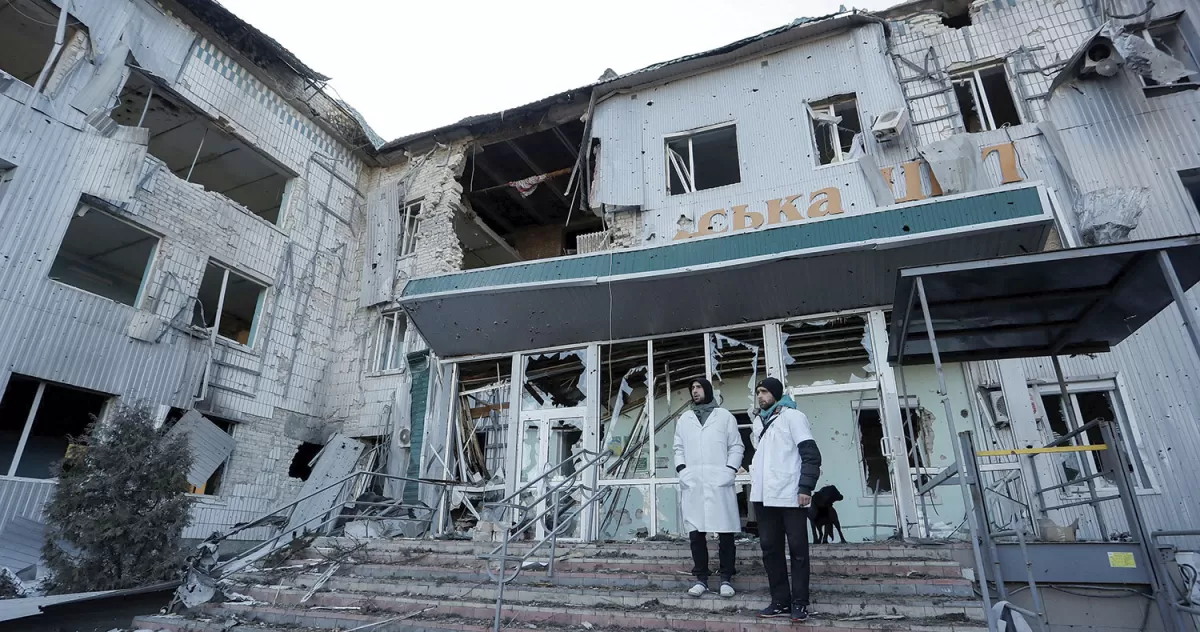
[0,375,111,480]
[399,200,423,257]
[192,260,267,349]
[1034,380,1158,494]
[48,201,161,309]
[664,122,742,196]
[0,0,88,92]
[851,398,929,498]
[371,310,408,374]
[809,95,864,166]
[1139,19,1200,89]
[951,63,1022,132]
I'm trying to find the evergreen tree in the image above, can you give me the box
[42,404,193,594]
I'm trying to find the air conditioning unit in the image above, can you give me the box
[988,390,1011,428]
[396,427,412,448]
[871,108,910,142]
[1081,41,1121,78]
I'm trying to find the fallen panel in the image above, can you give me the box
[283,434,366,536]
[165,410,236,488]
[0,516,45,577]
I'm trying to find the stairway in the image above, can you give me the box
[132,537,986,631]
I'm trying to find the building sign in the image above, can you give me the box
[673,142,1024,240]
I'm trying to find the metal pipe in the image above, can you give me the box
[1043,418,1105,448]
[1036,471,1109,494]
[916,277,996,632]
[1052,355,1108,539]
[1157,250,1200,371]
[186,127,209,182]
[137,85,155,128]
[1041,495,1121,512]
[1014,522,1050,632]
[897,363,931,538]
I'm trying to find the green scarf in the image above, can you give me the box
[693,400,718,426]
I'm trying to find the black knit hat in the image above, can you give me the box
[757,377,784,402]
[689,378,714,405]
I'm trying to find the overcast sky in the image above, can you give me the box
[218,0,898,142]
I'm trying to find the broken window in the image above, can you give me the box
[855,403,927,495]
[49,202,159,307]
[598,484,652,539]
[809,97,863,166]
[192,261,266,347]
[521,351,588,410]
[666,124,741,195]
[289,442,323,481]
[651,335,708,478]
[781,316,875,388]
[399,200,422,257]
[0,0,84,90]
[110,70,293,224]
[952,65,1021,132]
[372,311,407,373]
[0,375,108,479]
[601,342,651,479]
[1038,385,1155,492]
[455,359,512,483]
[1139,20,1199,89]
[1181,168,1200,211]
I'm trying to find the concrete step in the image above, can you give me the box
[302,547,966,578]
[311,537,966,562]
[230,576,985,621]
[238,561,975,597]
[184,594,986,632]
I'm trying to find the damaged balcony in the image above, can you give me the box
[111,70,294,225]
[0,0,85,92]
[457,120,602,269]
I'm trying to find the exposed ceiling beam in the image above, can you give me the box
[551,126,579,158]
[471,155,549,224]
[504,139,570,207]
[464,191,516,235]
[466,210,522,263]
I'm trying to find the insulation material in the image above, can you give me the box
[165,410,236,487]
[1113,32,1195,85]
[70,43,131,117]
[360,182,400,307]
[918,135,980,195]
[1073,186,1150,246]
[283,435,367,535]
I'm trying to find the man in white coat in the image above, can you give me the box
[750,377,822,623]
[673,378,745,598]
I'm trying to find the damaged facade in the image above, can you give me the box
[3,0,1200,617]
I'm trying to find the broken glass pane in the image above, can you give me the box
[521,351,588,410]
[655,484,684,537]
[601,342,650,480]
[597,484,651,540]
[711,327,767,415]
[781,316,874,388]
[652,335,706,478]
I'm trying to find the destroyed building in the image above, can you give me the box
[4,0,1200,628]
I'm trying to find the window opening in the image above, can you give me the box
[665,124,741,195]
[373,311,407,372]
[856,406,926,495]
[110,70,292,224]
[49,202,159,307]
[190,417,234,495]
[192,261,265,347]
[521,351,587,410]
[952,65,1021,132]
[456,359,512,483]
[1182,168,1200,211]
[0,0,84,90]
[1140,21,1199,88]
[289,442,323,480]
[810,97,863,166]
[601,342,652,479]
[399,200,422,257]
[1039,387,1154,492]
[781,316,874,388]
[0,375,108,479]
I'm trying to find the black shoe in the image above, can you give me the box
[791,603,809,622]
[758,604,788,618]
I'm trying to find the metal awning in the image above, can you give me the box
[402,185,1055,358]
[888,235,1200,364]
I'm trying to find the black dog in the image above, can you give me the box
[808,485,846,544]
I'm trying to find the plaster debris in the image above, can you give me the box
[1074,186,1150,245]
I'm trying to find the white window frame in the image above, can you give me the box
[50,203,161,309]
[951,63,1020,132]
[399,200,422,257]
[809,97,862,166]
[199,262,266,349]
[372,310,408,374]
[664,122,738,196]
[1034,378,1159,495]
[2,378,111,480]
[1138,19,1200,89]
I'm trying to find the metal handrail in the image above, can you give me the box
[1150,531,1200,620]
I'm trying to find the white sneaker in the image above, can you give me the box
[687,582,709,597]
[719,582,735,598]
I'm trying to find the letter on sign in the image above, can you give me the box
[807,188,845,217]
[732,204,764,230]
[696,209,727,235]
[766,195,804,224]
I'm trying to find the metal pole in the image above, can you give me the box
[548,488,560,578]
[137,85,155,128]
[1051,355,1109,539]
[1157,250,1200,366]
[186,127,208,182]
[916,277,998,632]
[7,382,46,477]
[493,511,510,632]
[1013,520,1050,632]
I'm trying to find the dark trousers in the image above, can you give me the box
[688,530,736,581]
[754,502,811,606]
